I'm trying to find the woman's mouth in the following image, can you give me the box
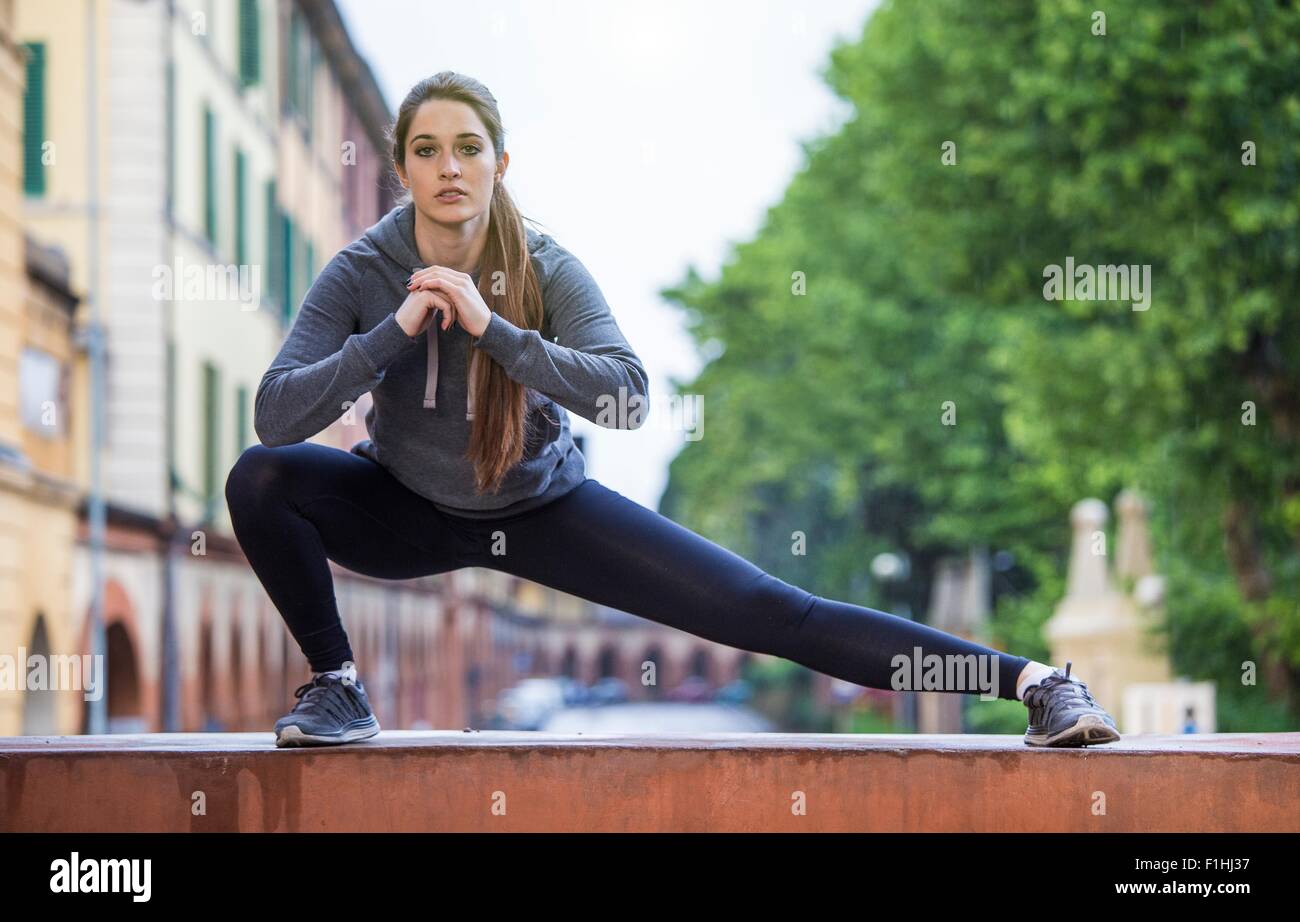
[437,191,465,202]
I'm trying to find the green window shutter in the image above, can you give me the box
[287,10,312,136]
[202,361,221,510]
[165,59,175,214]
[235,384,249,452]
[264,178,279,312]
[233,148,246,265]
[238,0,260,87]
[281,215,295,324]
[21,42,46,196]
[203,106,216,244]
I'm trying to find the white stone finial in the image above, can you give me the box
[1115,488,1154,580]
[1066,498,1111,598]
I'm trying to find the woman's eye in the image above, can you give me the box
[415,145,477,157]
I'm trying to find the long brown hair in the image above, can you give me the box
[388,72,547,495]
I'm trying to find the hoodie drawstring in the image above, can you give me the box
[369,205,491,420]
[417,265,476,420]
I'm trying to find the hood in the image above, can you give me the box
[363,201,483,419]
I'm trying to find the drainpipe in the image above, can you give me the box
[84,0,107,735]
[160,0,180,732]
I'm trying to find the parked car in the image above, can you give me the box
[586,677,630,705]
[538,701,775,733]
[496,677,571,729]
[558,677,588,706]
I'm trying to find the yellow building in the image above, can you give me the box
[0,0,84,735]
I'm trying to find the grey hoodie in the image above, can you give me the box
[253,200,649,518]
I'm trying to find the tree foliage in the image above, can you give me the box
[660,0,1300,725]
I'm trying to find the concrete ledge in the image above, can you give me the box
[3,732,1298,832]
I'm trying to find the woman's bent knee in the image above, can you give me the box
[224,443,289,510]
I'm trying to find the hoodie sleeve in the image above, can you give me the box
[254,251,422,447]
[470,243,649,429]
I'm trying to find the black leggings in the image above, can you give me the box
[224,442,1031,702]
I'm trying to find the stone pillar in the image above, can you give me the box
[1115,488,1154,584]
[1044,491,1176,733]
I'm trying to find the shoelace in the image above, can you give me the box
[290,675,362,723]
[1026,661,1100,711]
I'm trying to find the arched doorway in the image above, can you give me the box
[689,649,713,681]
[106,622,143,731]
[596,645,619,680]
[22,614,58,735]
[230,623,244,729]
[559,647,578,680]
[81,621,144,733]
[642,645,665,698]
[199,620,218,730]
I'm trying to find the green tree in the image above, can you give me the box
[661,0,1300,725]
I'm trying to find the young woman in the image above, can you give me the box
[225,71,1120,750]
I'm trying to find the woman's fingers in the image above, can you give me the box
[413,278,458,330]
[406,269,483,335]
[418,288,454,334]
[426,282,455,330]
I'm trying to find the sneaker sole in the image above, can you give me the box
[275,715,381,748]
[1024,713,1121,748]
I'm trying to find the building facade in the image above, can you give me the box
[2,0,737,737]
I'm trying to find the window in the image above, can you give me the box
[233,148,247,265]
[235,384,249,452]
[165,59,175,215]
[202,361,221,512]
[238,0,261,87]
[286,9,314,138]
[280,213,295,324]
[19,347,65,436]
[203,105,217,245]
[264,178,279,312]
[21,42,46,196]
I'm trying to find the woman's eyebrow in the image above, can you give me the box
[410,132,485,144]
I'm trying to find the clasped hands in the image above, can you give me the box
[402,266,493,339]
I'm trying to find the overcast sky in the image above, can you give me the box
[337,0,876,510]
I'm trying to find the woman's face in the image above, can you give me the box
[396,98,506,224]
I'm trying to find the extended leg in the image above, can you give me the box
[472,479,1031,700]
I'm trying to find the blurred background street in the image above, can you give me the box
[0,0,1296,741]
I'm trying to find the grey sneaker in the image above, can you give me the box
[274,662,380,747]
[1023,661,1121,747]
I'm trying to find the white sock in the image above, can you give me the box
[1016,662,1059,700]
[313,662,358,685]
